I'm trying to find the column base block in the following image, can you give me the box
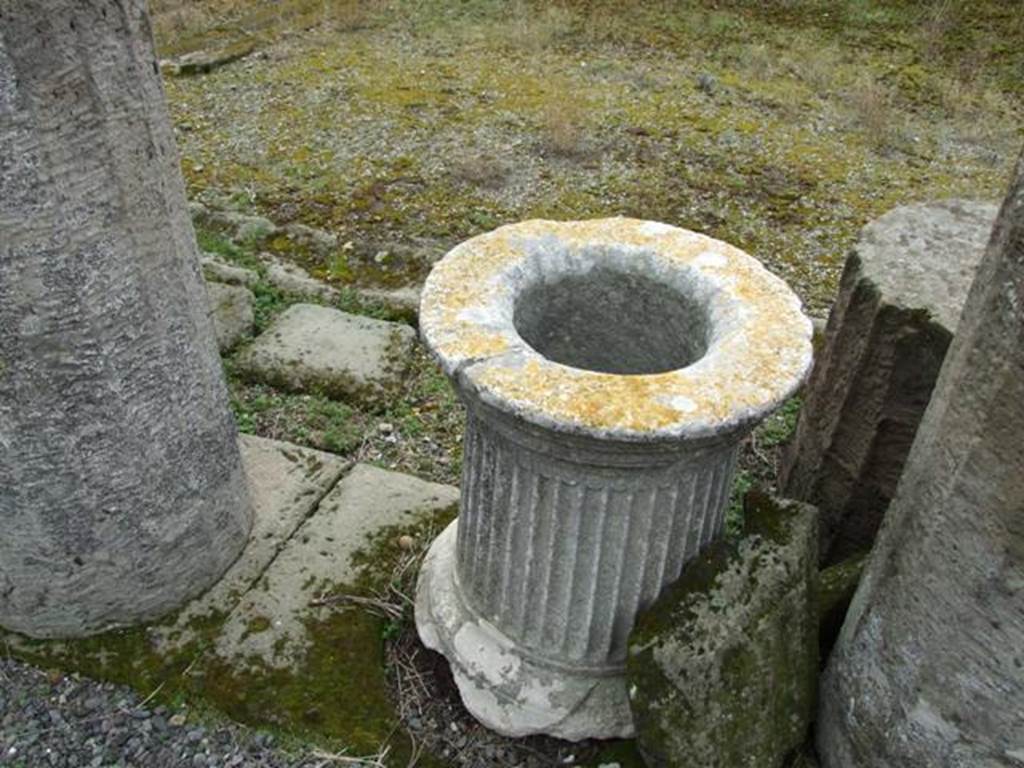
[415,521,635,742]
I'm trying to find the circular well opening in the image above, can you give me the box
[513,267,711,375]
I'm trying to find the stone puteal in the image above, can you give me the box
[414,218,813,739]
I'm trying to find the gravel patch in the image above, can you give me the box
[0,657,343,768]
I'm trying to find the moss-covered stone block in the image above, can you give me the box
[627,492,819,768]
[233,303,416,401]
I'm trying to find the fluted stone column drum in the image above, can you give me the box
[415,219,812,740]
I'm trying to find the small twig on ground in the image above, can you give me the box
[135,679,167,710]
[748,434,773,472]
[308,593,403,621]
[309,743,391,767]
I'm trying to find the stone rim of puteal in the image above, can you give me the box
[419,217,813,444]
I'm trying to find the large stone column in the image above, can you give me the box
[415,219,812,740]
[0,1,253,638]
[780,200,997,565]
[817,152,1024,765]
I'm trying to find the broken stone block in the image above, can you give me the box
[281,222,339,255]
[780,199,998,565]
[201,254,259,288]
[159,42,254,76]
[358,284,422,323]
[205,281,255,352]
[627,493,818,768]
[234,303,416,399]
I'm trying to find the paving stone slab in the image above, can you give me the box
[155,434,349,651]
[215,463,459,668]
[234,303,417,399]
[206,281,255,352]
[2,435,349,657]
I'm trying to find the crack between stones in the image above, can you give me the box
[227,460,354,603]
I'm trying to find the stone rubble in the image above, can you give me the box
[201,254,259,288]
[260,253,341,301]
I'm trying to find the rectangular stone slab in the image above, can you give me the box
[155,434,349,651]
[235,303,416,400]
[215,463,458,668]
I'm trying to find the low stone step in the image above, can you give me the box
[234,303,416,400]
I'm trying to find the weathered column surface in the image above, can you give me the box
[0,1,252,638]
[780,199,997,565]
[817,153,1024,766]
[415,219,812,740]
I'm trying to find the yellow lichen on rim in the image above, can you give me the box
[420,218,813,441]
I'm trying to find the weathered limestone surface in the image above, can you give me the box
[234,303,416,399]
[817,156,1024,766]
[217,463,458,667]
[206,281,255,352]
[156,435,349,651]
[0,1,252,638]
[416,219,812,739]
[627,494,818,768]
[780,199,998,565]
